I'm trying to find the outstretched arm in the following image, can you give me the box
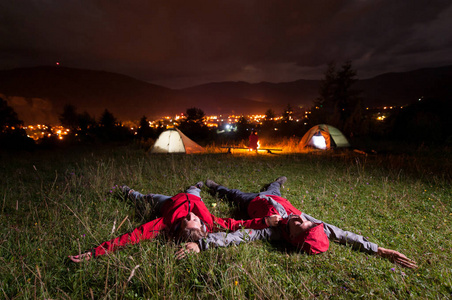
[303,213,417,268]
[200,227,280,251]
[213,214,280,231]
[176,227,281,259]
[377,247,418,269]
[69,218,164,262]
[92,218,163,257]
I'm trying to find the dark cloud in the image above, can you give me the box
[1,0,451,88]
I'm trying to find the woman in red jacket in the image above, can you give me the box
[69,182,280,262]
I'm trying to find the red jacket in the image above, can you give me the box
[249,134,259,149]
[247,195,301,219]
[93,193,268,256]
[246,194,329,254]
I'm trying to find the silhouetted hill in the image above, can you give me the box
[180,80,320,114]
[176,81,284,117]
[356,65,452,107]
[185,66,452,111]
[0,65,451,124]
[0,66,178,124]
[0,66,282,124]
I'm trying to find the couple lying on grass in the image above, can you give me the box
[69,177,417,268]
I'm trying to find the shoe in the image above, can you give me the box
[120,185,133,198]
[205,179,220,190]
[195,181,203,189]
[275,176,287,187]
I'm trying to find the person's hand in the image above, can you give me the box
[265,214,282,227]
[377,247,418,269]
[175,242,200,260]
[69,251,92,263]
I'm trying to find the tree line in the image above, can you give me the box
[1,61,451,151]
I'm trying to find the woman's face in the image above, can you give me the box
[180,212,202,230]
[288,215,315,239]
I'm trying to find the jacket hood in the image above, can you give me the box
[286,223,329,254]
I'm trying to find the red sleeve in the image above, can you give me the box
[211,215,268,232]
[93,218,165,257]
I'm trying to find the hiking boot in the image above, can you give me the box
[186,182,203,191]
[275,176,287,187]
[120,185,134,199]
[205,179,220,190]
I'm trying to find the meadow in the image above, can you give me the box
[0,143,451,299]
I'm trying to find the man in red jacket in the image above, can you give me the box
[248,130,259,151]
[69,182,280,262]
[205,177,329,254]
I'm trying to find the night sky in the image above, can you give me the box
[1,1,452,88]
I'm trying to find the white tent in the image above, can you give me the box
[150,128,205,154]
[299,124,350,150]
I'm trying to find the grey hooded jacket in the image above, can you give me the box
[198,212,379,254]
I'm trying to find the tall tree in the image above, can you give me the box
[312,61,361,136]
[261,108,277,137]
[0,98,23,132]
[178,107,210,142]
[59,104,79,131]
[184,107,206,124]
[78,111,96,133]
[59,105,97,141]
[280,104,297,136]
[99,109,117,129]
[0,98,34,150]
[236,116,251,140]
[137,116,154,139]
[315,62,337,117]
[282,104,294,122]
[97,109,132,141]
[335,62,359,125]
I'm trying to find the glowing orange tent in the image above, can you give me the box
[299,124,350,150]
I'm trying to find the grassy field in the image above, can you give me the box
[0,144,451,299]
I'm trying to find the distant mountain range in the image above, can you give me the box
[1,65,451,125]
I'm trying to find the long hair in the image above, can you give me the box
[175,227,207,243]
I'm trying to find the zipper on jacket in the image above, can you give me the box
[186,193,191,214]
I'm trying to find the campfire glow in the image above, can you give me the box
[248,141,261,152]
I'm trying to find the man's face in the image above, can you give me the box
[180,212,202,230]
[288,215,315,239]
